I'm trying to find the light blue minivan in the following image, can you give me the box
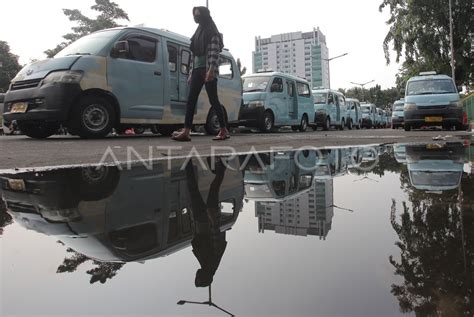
[360,103,377,128]
[404,72,463,131]
[391,99,405,129]
[2,27,242,138]
[346,98,362,129]
[312,89,348,130]
[239,72,314,132]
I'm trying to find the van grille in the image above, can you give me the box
[6,201,38,214]
[10,79,42,91]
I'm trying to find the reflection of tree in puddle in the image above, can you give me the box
[0,199,12,236]
[56,246,124,284]
[389,173,474,316]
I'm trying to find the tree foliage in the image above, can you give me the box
[0,41,22,92]
[340,85,401,109]
[45,0,130,58]
[379,0,473,87]
[237,58,247,76]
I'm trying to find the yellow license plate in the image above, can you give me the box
[8,179,26,191]
[424,116,442,123]
[11,102,28,113]
[426,144,444,150]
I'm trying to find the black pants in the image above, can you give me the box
[184,67,226,129]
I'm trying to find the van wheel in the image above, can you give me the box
[356,121,361,129]
[18,121,60,139]
[156,125,179,136]
[299,114,308,132]
[134,127,146,134]
[404,124,411,132]
[347,119,353,130]
[205,107,227,135]
[339,119,345,130]
[312,125,318,131]
[259,111,274,133]
[77,166,120,201]
[322,117,330,131]
[70,95,115,138]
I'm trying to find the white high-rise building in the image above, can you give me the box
[255,180,334,239]
[252,28,330,89]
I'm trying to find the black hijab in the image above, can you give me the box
[190,6,224,56]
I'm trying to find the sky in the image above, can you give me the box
[0,0,401,90]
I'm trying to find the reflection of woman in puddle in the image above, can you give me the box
[185,158,227,288]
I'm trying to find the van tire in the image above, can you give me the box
[205,106,227,135]
[322,117,330,131]
[18,121,60,139]
[259,111,274,133]
[70,95,115,138]
[347,119,353,130]
[339,119,345,130]
[404,124,411,132]
[77,166,120,201]
[299,115,308,132]
[156,125,179,136]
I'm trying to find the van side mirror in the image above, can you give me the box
[111,41,129,57]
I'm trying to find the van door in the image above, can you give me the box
[167,44,179,101]
[286,80,297,119]
[268,76,285,125]
[335,95,342,123]
[107,33,164,120]
[328,92,336,123]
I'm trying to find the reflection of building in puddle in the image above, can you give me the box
[255,180,333,239]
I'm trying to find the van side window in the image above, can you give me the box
[296,82,311,97]
[270,77,283,92]
[218,56,233,79]
[328,93,334,104]
[181,50,191,75]
[167,45,177,72]
[126,36,156,63]
[338,95,346,106]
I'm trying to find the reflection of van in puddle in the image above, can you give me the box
[244,151,316,201]
[239,72,314,133]
[0,158,244,262]
[393,144,407,164]
[313,148,353,179]
[405,143,465,191]
[3,27,242,139]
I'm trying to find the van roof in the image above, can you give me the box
[243,71,310,84]
[346,98,360,102]
[407,73,453,83]
[311,88,344,96]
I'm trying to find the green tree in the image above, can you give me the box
[379,0,473,87]
[45,0,130,58]
[344,85,401,108]
[0,41,22,92]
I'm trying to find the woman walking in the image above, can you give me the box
[172,6,230,142]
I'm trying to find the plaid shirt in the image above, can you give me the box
[207,35,221,75]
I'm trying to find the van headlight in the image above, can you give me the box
[248,101,264,108]
[447,101,461,108]
[404,103,417,111]
[42,70,84,85]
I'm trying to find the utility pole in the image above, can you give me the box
[206,0,209,8]
[449,0,455,81]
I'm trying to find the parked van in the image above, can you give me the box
[346,98,362,129]
[239,72,313,132]
[2,27,242,139]
[391,99,405,129]
[312,89,348,130]
[404,72,462,131]
[360,103,377,128]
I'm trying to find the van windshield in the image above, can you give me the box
[393,105,404,111]
[410,171,461,187]
[243,77,269,92]
[361,106,370,113]
[313,93,327,104]
[55,30,121,58]
[406,79,457,96]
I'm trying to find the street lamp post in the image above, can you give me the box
[448,0,455,81]
[322,52,348,89]
[350,80,375,102]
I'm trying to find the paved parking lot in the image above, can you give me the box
[0,128,472,170]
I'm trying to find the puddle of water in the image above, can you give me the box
[1,142,473,316]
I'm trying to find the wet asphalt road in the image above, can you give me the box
[0,128,472,171]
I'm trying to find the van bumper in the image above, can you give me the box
[238,106,265,127]
[361,118,373,128]
[2,83,82,123]
[313,111,326,126]
[404,106,463,128]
